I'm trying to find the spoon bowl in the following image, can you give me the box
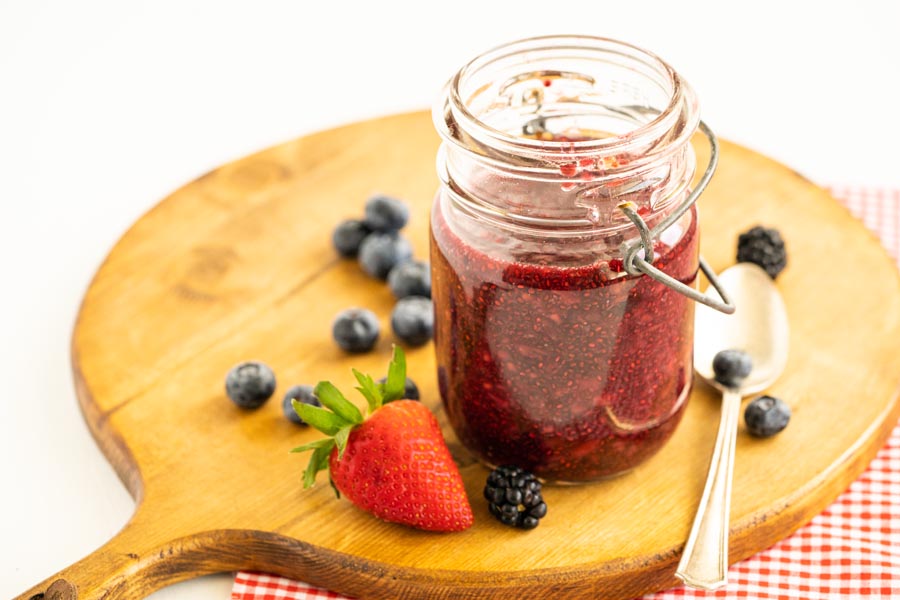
[694,262,790,395]
[676,262,790,590]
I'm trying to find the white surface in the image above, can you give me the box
[1,1,898,598]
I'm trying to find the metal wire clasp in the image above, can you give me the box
[618,121,735,314]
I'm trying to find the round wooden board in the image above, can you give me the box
[19,111,900,600]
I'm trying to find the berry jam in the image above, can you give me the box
[430,202,699,482]
[432,35,707,482]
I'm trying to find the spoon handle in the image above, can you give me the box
[675,388,742,590]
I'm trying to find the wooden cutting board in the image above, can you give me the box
[17,111,900,600]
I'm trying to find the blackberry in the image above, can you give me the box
[376,376,420,400]
[225,361,276,409]
[332,219,371,258]
[712,349,753,388]
[745,395,791,437]
[737,226,787,279]
[484,465,547,530]
[282,385,321,425]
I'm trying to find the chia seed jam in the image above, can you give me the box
[432,199,698,481]
[432,36,705,482]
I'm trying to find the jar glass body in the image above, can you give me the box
[430,36,701,482]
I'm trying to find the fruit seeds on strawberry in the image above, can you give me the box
[328,400,472,531]
[290,346,474,532]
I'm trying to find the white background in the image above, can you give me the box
[1,1,898,598]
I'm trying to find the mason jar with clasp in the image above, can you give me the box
[430,35,732,483]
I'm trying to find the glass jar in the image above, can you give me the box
[430,35,705,483]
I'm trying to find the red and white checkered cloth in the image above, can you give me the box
[233,186,900,600]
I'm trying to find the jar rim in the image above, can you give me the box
[436,143,694,237]
[435,34,699,164]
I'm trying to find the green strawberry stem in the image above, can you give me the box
[290,345,408,490]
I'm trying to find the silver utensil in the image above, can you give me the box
[676,262,790,590]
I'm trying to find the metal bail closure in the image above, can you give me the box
[619,121,736,315]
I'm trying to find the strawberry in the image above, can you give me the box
[291,347,474,532]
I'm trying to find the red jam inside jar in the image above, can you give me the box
[432,36,703,482]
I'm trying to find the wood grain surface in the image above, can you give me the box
[16,111,900,600]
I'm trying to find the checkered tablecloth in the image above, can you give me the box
[232,186,900,600]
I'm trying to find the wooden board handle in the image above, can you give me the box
[14,516,172,600]
[13,510,248,600]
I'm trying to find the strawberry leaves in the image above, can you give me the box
[382,345,407,403]
[291,345,408,488]
[313,381,363,424]
[289,438,336,488]
[352,368,381,414]
[290,387,362,485]
[352,345,407,411]
[334,426,352,459]
[291,402,345,435]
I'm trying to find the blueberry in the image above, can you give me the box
[332,308,380,353]
[745,395,791,437]
[391,296,434,347]
[364,195,410,232]
[282,385,321,425]
[712,349,753,387]
[225,361,276,409]
[388,260,431,299]
[358,232,413,280]
[332,219,371,258]
[375,376,420,400]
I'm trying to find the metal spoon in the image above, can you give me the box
[675,262,790,590]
